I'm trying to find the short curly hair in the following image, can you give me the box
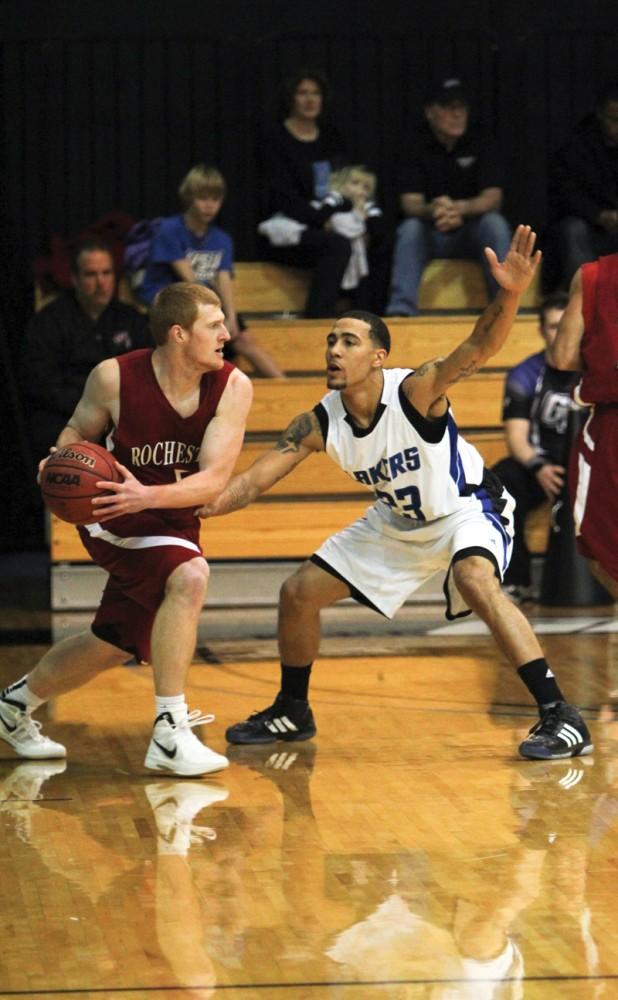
[150,282,221,345]
[337,310,391,354]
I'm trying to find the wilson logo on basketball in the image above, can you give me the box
[57,448,96,469]
[46,472,81,486]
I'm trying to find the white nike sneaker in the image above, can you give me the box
[145,780,229,855]
[144,710,229,777]
[0,698,66,759]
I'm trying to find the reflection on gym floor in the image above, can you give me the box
[2,578,618,997]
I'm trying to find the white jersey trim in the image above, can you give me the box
[573,452,591,537]
[84,523,201,553]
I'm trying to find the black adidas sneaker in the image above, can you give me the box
[225,692,316,745]
[518,702,593,760]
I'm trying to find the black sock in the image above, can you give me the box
[518,659,566,709]
[280,663,312,701]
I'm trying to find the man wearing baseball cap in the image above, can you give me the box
[387,77,511,316]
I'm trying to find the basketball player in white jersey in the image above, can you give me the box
[202,226,591,761]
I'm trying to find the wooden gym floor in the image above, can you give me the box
[2,555,618,999]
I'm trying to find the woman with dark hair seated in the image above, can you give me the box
[259,69,355,318]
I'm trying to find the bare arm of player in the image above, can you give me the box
[196,410,325,518]
[91,368,253,520]
[403,224,541,418]
[36,360,120,480]
[547,268,584,371]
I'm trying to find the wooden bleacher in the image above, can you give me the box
[239,315,542,375]
[234,259,542,315]
[239,372,505,432]
[234,262,310,315]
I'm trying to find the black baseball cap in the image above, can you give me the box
[425,77,469,106]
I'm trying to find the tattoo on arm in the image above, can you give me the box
[478,302,504,337]
[418,300,506,390]
[438,301,505,384]
[275,412,320,453]
[225,478,252,514]
[446,360,478,385]
[412,360,439,378]
[412,357,474,387]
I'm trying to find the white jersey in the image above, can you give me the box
[315,367,505,529]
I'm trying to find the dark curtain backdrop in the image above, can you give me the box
[2,0,618,550]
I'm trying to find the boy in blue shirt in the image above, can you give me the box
[141,165,283,377]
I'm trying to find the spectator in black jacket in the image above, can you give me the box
[549,82,618,286]
[258,69,353,317]
[23,241,151,460]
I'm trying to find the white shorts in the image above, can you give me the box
[312,499,514,620]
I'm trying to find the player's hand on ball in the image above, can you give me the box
[195,491,234,518]
[92,461,151,520]
[36,447,58,484]
[195,502,215,518]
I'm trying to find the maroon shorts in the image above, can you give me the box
[569,404,618,582]
[78,526,205,663]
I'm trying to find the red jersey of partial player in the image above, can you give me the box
[82,349,234,546]
[569,255,618,580]
[579,253,618,404]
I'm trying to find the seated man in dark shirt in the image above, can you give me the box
[387,77,511,316]
[492,294,578,599]
[23,241,151,460]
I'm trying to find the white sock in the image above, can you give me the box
[2,675,45,712]
[154,694,188,725]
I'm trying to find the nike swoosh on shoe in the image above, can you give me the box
[0,712,17,734]
[153,739,177,759]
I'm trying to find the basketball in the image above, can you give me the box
[40,442,122,525]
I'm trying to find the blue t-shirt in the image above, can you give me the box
[140,214,234,304]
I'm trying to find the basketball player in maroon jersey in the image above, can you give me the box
[0,283,253,776]
[549,254,618,599]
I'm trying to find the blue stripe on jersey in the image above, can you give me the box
[471,486,496,513]
[484,509,511,572]
[447,414,466,490]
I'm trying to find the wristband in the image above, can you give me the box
[525,456,546,473]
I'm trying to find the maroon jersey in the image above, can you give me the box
[570,255,618,579]
[82,349,234,545]
[579,254,618,404]
[570,404,618,580]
